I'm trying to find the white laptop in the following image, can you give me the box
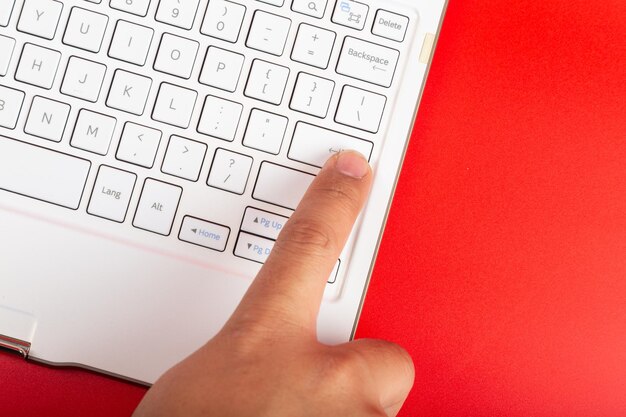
[0,0,447,384]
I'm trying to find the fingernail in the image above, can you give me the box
[334,151,370,179]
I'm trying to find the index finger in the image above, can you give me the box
[230,151,373,334]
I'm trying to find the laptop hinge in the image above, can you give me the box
[0,334,31,358]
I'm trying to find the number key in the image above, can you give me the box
[110,0,151,17]
[156,0,200,30]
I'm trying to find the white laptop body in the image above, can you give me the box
[0,0,447,384]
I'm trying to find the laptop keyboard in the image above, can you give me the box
[0,0,416,282]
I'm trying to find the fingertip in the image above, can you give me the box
[325,150,372,180]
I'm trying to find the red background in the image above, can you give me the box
[2,0,626,415]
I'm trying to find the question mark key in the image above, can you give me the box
[207,148,254,195]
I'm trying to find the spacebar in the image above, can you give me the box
[0,136,91,209]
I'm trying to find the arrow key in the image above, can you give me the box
[241,207,289,240]
[234,232,276,264]
[179,216,230,252]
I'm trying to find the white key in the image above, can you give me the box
[0,0,15,27]
[84,0,102,3]
[292,0,327,19]
[0,136,90,210]
[108,20,154,66]
[0,86,25,129]
[15,43,61,89]
[106,70,152,115]
[197,96,242,141]
[290,73,334,118]
[133,178,182,236]
[0,35,15,76]
[70,110,117,155]
[256,0,284,6]
[154,33,199,79]
[156,0,200,30]
[152,83,197,128]
[179,216,230,252]
[241,207,288,240]
[288,122,373,168]
[253,162,314,210]
[291,24,336,69]
[63,7,109,53]
[207,148,253,194]
[337,37,400,88]
[199,46,244,92]
[17,0,63,40]
[161,135,207,181]
[331,0,368,30]
[200,0,246,43]
[372,10,410,42]
[243,109,287,155]
[24,96,70,142]
[116,122,162,168]
[60,56,106,102]
[234,232,275,263]
[246,11,291,56]
[244,60,290,105]
[87,165,137,222]
[110,0,151,16]
[335,86,386,133]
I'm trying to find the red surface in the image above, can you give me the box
[2,1,626,415]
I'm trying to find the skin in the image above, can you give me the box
[133,151,415,417]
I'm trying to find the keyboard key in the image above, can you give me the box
[0,85,25,129]
[87,165,137,222]
[242,109,287,155]
[152,83,197,128]
[0,35,15,76]
[70,109,117,155]
[154,33,199,79]
[106,69,152,115]
[108,20,154,66]
[245,59,290,105]
[24,96,70,142]
[335,85,386,133]
[0,0,15,27]
[207,148,253,195]
[17,0,63,40]
[116,122,162,168]
[292,0,327,19]
[241,207,288,240]
[179,216,230,252]
[290,72,335,118]
[110,0,151,16]
[201,0,246,43]
[372,9,410,42]
[257,0,284,6]
[161,135,207,182]
[199,46,244,92]
[63,7,109,53]
[288,122,373,168]
[156,0,200,30]
[234,232,275,263]
[133,178,182,236]
[253,162,314,210]
[332,0,368,30]
[15,43,61,89]
[0,136,90,209]
[336,37,400,88]
[197,95,243,142]
[60,56,106,102]
[291,23,336,69]
[246,11,291,56]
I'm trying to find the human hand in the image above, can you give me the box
[133,151,415,417]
